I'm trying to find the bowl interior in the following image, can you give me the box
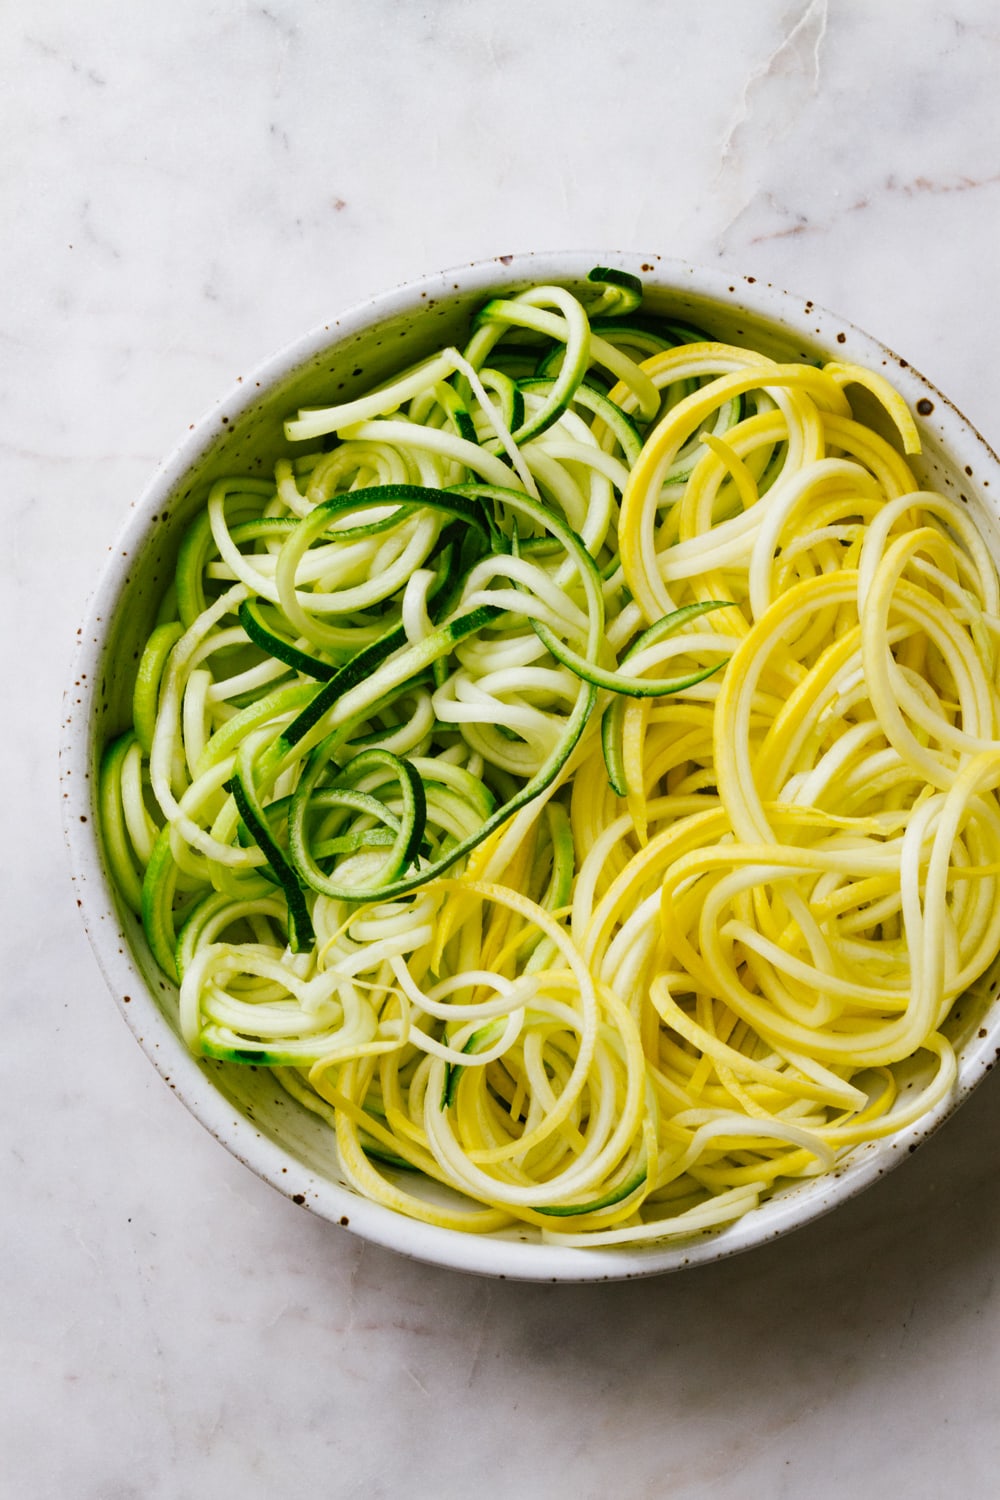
[65,254,1000,1279]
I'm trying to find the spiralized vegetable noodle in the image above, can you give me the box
[100,270,1000,1245]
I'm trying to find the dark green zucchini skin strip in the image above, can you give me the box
[329,752,427,877]
[278,625,406,749]
[518,376,643,464]
[533,598,733,699]
[278,604,501,755]
[235,487,492,696]
[282,668,594,905]
[231,764,315,953]
[239,599,338,681]
[534,1162,649,1216]
[288,747,427,900]
[601,700,629,798]
[268,485,497,754]
[441,1018,509,1109]
[441,1060,461,1109]
[598,601,734,794]
[309,482,493,542]
[585,265,645,316]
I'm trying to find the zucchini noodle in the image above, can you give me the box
[100,267,1000,1246]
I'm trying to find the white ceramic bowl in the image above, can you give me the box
[61,251,1000,1281]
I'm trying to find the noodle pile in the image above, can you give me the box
[100,273,1000,1244]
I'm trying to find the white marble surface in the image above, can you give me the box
[9,0,1000,1494]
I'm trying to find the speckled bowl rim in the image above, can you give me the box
[61,250,1000,1281]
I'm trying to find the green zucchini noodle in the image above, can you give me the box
[99,267,1000,1244]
